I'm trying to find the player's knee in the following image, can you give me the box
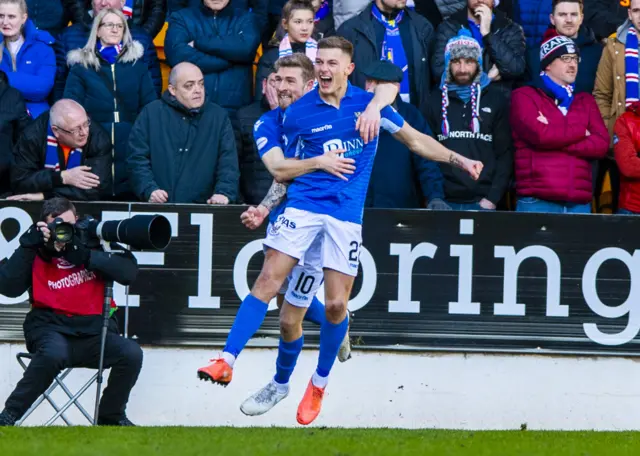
[251,270,284,302]
[279,312,302,340]
[323,298,347,323]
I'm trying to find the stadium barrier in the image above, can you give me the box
[0,201,638,355]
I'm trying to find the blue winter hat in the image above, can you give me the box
[442,28,483,85]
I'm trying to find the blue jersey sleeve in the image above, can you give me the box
[253,112,282,158]
[380,105,405,134]
[282,110,302,159]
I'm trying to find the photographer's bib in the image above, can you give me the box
[32,257,115,317]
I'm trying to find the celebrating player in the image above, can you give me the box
[236,36,483,426]
[197,54,399,388]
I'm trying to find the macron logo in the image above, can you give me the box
[312,124,333,133]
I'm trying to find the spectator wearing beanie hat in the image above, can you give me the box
[510,34,609,213]
[432,0,525,97]
[426,29,513,210]
[523,0,603,95]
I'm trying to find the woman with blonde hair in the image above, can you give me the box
[0,0,55,119]
[64,7,156,200]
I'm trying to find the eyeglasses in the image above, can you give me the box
[100,22,124,30]
[54,119,91,136]
[559,55,580,64]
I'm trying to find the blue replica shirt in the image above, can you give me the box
[282,84,405,224]
[253,107,286,225]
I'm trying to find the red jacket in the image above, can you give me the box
[510,86,609,203]
[614,101,640,213]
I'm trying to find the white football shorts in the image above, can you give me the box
[263,207,363,278]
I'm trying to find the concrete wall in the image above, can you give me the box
[1,343,639,430]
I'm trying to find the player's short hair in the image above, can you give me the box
[274,53,315,83]
[317,36,354,60]
[40,197,76,221]
[551,0,583,13]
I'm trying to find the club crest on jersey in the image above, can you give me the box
[323,138,364,158]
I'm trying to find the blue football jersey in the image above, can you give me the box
[282,83,404,224]
[253,107,286,225]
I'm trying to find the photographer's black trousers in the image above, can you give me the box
[5,322,143,422]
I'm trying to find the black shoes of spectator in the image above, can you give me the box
[0,409,18,426]
[97,415,136,426]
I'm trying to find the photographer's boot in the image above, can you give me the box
[0,409,18,426]
[97,415,136,426]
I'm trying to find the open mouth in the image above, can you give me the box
[319,75,332,90]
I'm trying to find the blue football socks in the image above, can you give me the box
[314,314,349,384]
[274,336,304,385]
[303,296,326,326]
[223,294,269,358]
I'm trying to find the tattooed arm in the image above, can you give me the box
[392,123,484,180]
[240,179,289,230]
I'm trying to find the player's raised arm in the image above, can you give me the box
[240,179,288,230]
[393,122,484,180]
[356,82,400,144]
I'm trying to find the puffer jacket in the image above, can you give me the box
[164,3,260,112]
[63,41,157,199]
[337,3,433,114]
[594,19,631,140]
[127,92,240,203]
[584,0,628,41]
[613,101,640,213]
[524,25,603,95]
[513,0,552,48]
[432,8,525,96]
[510,85,609,203]
[73,0,167,39]
[54,16,162,100]
[236,98,273,204]
[1,20,56,120]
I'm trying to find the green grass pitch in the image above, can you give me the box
[1,428,639,456]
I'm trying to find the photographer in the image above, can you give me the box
[0,197,142,427]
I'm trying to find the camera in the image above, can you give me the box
[48,215,172,251]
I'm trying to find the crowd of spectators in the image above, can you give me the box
[0,0,637,215]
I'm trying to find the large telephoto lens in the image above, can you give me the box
[97,215,171,250]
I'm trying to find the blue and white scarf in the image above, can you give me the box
[626,25,640,107]
[371,3,410,102]
[97,42,122,65]
[541,72,575,116]
[44,124,82,171]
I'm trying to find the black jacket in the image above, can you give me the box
[26,0,83,37]
[523,26,603,95]
[236,99,274,205]
[0,77,31,196]
[337,3,434,115]
[584,0,628,41]
[164,3,261,112]
[0,236,137,336]
[11,111,113,200]
[127,92,240,203]
[74,0,167,38]
[432,8,525,96]
[425,83,513,204]
[63,42,158,199]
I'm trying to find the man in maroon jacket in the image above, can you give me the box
[0,197,142,427]
[510,34,609,213]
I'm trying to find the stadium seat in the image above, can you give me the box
[14,353,99,426]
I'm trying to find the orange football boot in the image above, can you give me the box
[296,380,326,425]
[197,358,233,386]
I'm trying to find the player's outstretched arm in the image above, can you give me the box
[240,179,287,230]
[392,123,484,180]
[262,147,356,182]
[357,83,400,144]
